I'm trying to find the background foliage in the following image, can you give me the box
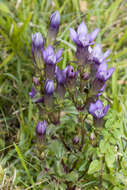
[0,0,127,189]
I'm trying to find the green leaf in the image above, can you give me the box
[105,149,115,169]
[88,159,101,174]
[0,2,11,14]
[65,171,78,182]
[0,52,15,69]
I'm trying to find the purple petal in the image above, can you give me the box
[98,62,107,73]
[46,46,54,56]
[100,50,111,62]
[89,28,99,42]
[56,67,66,85]
[77,21,88,36]
[50,11,60,29]
[106,67,115,80]
[56,57,63,63]
[103,104,110,115]
[93,44,102,58]
[96,99,103,109]
[69,28,78,44]
[43,50,47,61]
[35,98,44,103]
[99,83,106,92]
[29,87,37,99]
[56,48,63,60]
[89,102,96,114]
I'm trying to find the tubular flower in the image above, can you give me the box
[89,99,110,119]
[65,65,78,88]
[69,21,99,48]
[31,32,44,70]
[32,32,44,55]
[50,11,60,31]
[96,62,115,81]
[36,121,47,136]
[47,11,60,45]
[44,79,54,95]
[43,46,62,79]
[89,44,111,65]
[55,66,66,98]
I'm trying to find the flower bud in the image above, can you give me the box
[66,65,78,88]
[44,79,54,106]
[44,79,54,95]
[36,121,47,143]
[32,32,44,50]
[73,136,79,144]
[47,11,60,45]
[50,11,60,30]
[31,32,44,70]
[56,66,66,98]
[36,121,47,135]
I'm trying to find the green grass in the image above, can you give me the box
[0,0,127,189]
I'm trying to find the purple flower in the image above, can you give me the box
[50,11,60,30]
[55,66,66,85]
[55,66,66,98]
[66,65,78,88]
[29,87,37,99]
[69,21,99,48]
[44,79,54,95]
[89,99,110,119]
[32,32,44,54]
[73,136,79,144]
[36,121,47,136]
[66,65,78,79]
[35,98,44,103]
[43,46,62,65]
[89,44,111,65]
[96,62,115,81]
[43,46,62,79]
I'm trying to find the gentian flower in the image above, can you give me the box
[69,21,99,48]
[89,99,109,119]
[96,62,115,81]
[44,79,54,95]
[47,11,60,45]
[50,11,60,31]
[66,65,78,78]
[89,44,111,65]
[66,65,78,88]
[55,66,66,98]
[36,121,47,142]
[29,87,37,99]
[69,22,99,67]
[31,32,44,69]
[43,46,62,79]
[36,121,47,135]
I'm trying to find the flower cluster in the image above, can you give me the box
[29,11,114,140]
